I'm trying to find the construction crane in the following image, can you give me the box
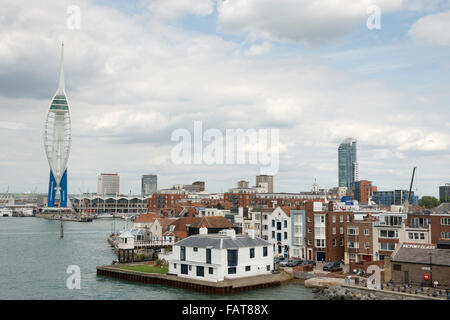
[403,166,417,214]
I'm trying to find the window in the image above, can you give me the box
[272,231,275,239]
[250,248,255,259]
[340,227,344,234]
[189,265,192,271]
[308,228,312,233]
[277,222,282,230]
[272,220,275,227]
[284,220,287,228]
[263,246,268,256]
[193,247,198,252]
[206,248,212,264]
[332,238,336,247]
[209,267,214,274]
[441,218,450,225]
[245,265,251,272]
[315,239,325,248]
[393,264,402,271]
[228,267,236,274]
[308,239,313,245]
[379,230,398,238]
[365,242,370,249]
[332,227,336,235]
[180,246,186,261]
[284,232,287,240]
[332,215,336,223]
[340,215,343,223]
[364,229,370,236]
[196,266,204,277]
[181,264,188,275]
[380,242,396,251]
[348,242,359,248]
[173,263,177,269]
[266,265,271,271]
[441,232,450,239]
[349,253,356,260]
[307,217,312,223]
[340,238,344,246]
[227,249,238,266]
[348,227,359,235]
[277,233,282,241]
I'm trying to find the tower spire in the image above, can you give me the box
[58,42,65,91]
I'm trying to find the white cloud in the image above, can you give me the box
[244,41,272,56]
[145,0,215,19]
[0,0,448,196]
[408,10,450,46]
[217,0,403,46]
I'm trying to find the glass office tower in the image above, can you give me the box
[338,138,357,188]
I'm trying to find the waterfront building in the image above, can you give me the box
[390,243,450,287]
[290,210,306,259]
[256,175,274,193]
[71,195,148,214]
[265,207,292,258]
[44,43,71,207]
[304,201,355,262]
[168,228,273,282]
[141,174,157,197]
[338,138,358,188]
[344,216,377,264]
[440,184,450,203]
[98,173,120,196]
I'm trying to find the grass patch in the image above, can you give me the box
[119,265,168,274]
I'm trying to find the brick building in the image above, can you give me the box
[390,243,450,287]
[304,201,354,262]
[344,216,376,264]
[354,180,377,204]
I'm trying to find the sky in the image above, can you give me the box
[0,0,449,197]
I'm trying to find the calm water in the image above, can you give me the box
[0,217,317,300]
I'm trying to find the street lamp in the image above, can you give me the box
[429,252,433,287]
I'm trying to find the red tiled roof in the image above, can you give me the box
[133,213,158,223]
[191,216,235,229]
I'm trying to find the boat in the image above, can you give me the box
[96,213,114,219]
[1,208,13,217]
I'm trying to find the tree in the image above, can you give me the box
[418,196,440,209]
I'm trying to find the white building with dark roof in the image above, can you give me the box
[168,228,273,282]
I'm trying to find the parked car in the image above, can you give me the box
[274,257,285,264]
[300,260,316,267]
[287,259,303,267]
[323,261,341,271]
[279,259,290,267]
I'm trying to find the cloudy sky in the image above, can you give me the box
[0,0,449,197]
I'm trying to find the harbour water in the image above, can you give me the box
[0,217,318,300]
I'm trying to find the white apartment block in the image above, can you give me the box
[97,173,120,196]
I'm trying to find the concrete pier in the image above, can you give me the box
[97,264,291,294]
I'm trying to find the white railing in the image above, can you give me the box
[133,240,173,248]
